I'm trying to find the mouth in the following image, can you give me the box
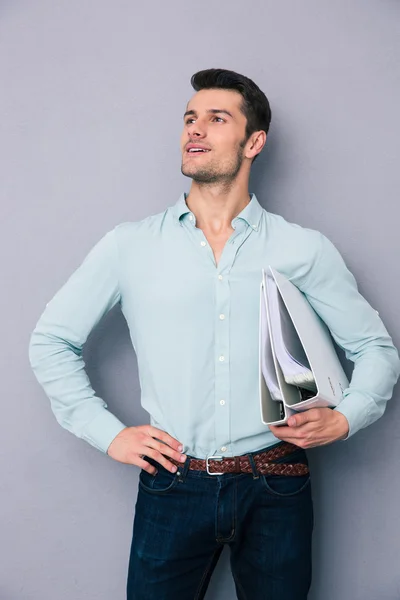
[185,145,211,157]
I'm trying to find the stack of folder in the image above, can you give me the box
[259,267,349,426]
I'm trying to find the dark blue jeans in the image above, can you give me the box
[127,442,313,600]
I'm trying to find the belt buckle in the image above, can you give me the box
[206,455,223,475]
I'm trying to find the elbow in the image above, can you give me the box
[391,347,400,380]
[372,344,400,382]
[28,328,40,371]
[28,326,54,372]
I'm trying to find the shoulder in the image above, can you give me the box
[262,209,347,285]
[112,206,173,241]
[264,208,325,253]
[115,208,168,232]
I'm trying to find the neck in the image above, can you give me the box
[186,181,251,233]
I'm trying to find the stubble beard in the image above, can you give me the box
[181,138,247,185]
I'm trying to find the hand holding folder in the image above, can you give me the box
[259,267,349,426]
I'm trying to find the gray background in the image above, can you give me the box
[1,1,400,599]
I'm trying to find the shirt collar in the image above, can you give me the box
[172,192,263,231]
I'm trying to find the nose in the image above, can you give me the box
[187,119,206,139]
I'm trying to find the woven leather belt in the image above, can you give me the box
[170,442,309,476]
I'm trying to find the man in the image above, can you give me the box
[28,68,400,600]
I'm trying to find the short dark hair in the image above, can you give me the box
[190,68,271,162]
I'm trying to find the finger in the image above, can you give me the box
[268,426,299,445]
[145,438,187,464]
[137,456,158,475]
[142,447,180,473]
[271,421,317,435]
[147,426,184,452]
[287,409,322,428]
[268,432,309,448]
[269,424,316,445]
[269,425,304,438]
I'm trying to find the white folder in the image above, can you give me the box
[259,266,349,426]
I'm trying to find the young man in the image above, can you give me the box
[29,68,400,600]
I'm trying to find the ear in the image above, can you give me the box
[246,130,267,160]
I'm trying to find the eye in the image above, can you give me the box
[185,118,195,125]
[213,117,225,122]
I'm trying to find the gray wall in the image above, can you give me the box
[1,1,400,598]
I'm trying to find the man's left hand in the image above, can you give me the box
[269,408,349,449]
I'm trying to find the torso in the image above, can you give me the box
[202,229,234,266]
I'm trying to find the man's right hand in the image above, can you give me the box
[106,425,187,475]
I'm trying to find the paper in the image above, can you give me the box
[259,267,350,426]
[260,278,283,400]
[265,273,317,392]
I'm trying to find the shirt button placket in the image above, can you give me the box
[215,273,230,453]
[214,235,240,456]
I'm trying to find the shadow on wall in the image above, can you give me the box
[249,119,283,210]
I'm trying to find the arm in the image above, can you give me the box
[270,232,400,447]
[28,227,128,454]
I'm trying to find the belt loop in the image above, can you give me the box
[177,454,191,482]
[247,452,260,480]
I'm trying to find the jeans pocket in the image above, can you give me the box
[139,465,180,495]
[260,449,311,498]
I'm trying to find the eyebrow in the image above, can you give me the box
[183,108,234,119]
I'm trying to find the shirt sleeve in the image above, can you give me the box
[299,231,400,438]
[28,227,128,454]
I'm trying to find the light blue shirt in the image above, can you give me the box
[28,193,400,458]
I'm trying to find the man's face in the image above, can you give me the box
[180,88,250,184]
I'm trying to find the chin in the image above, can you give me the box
[188,171,221,184]
[181,164,203,178]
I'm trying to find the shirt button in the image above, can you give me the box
[219,314,225,320]
[189,215,193,220]
[252,224,258,230]
[200,241,206,247]
[219,355,225,362]
[221,446,227,452]
[218,274,223,280]
[220,399,225,405]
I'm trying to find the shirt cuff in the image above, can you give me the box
[81,409,128,454]
[334,390,376,440]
